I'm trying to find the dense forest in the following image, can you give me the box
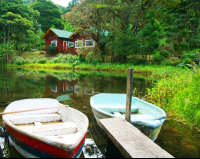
[0,0,199,64]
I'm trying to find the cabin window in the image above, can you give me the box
[51,40,57,47]
[68,42,74,47]
[75,40,83,48]
[85,40,95,47]
[51,85,57,92]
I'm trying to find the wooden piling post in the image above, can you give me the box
[125,68,133,122]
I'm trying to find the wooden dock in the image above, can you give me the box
[99,118,174,158]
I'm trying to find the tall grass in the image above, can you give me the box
[145,69,200,129]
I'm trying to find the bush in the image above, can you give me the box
[131,58,146,65]
[159,43,174,54]
[86,51,95,63]
[163,59,182,66]
[153,52,165,63]
[11,56,30,65]
[160,50,170,58]
[77,46,94,57]
[78,53,86,62]
[47,43,56,55]
[48,58,61,64]
[32,58,38,63]
[37,57,48,64]
[48,54,80,64]
[182,49,200,64]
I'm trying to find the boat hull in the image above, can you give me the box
[5,123,86,158]
[92,105,162,141]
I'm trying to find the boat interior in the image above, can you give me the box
[5,106,88,146]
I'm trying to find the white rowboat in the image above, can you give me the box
[90,93,166,141]
[2,98,89,158]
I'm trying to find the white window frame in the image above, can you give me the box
[75,40,83,48]
[68,41,74,47]
[63,41,67,50]
[51,40,57,47]
[85,40,95,47]
[51,85,57,92]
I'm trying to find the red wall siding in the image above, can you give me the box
[45,32,96,56]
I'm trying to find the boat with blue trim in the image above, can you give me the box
[2,98,89,158]
[90,93,166,141]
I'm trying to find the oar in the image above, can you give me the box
[0,105,69,115]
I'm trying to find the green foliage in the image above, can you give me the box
[159,42,174,54]
[163,59,182,66]
[51,24,56,29]
[11,56,30,65]
[153,52,165,63]
[85,51,95,63]
[64,20,76,32]
[145,70,200,128]
[160,50,170,58]
[47,43,56,55]
[131,58,146,65]
[181,42,189,50]
[37,57,47,64]
[77,46,94,57]
[178,49,200,72]
[31,0,64,32]
[64,0,80,13]
[48,54,79,64]
[78,53,86,63]
[0,44,8,62]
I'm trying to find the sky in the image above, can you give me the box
[51,0,71,7]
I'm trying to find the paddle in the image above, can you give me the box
[0,105,69,115]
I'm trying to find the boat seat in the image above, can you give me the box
[10,113,62,125]
[20,122,78,136]
[44,132,83,146]
[100,106,139,114]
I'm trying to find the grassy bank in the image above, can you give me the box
[6,62,183,78]
[145,69,200,129]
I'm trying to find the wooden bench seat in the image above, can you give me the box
[20,122,78,136]
[10,113,62,125]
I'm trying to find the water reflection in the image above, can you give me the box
[0,68,200,158]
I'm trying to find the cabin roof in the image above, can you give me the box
[42,28,73,39]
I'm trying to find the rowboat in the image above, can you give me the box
[2,98,89,158]
[90,93,166,141]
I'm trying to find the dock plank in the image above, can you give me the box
[99,118,174,158]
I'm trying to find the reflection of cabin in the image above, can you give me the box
[42,27,97,56]
[42,77,78,101]
[42,76,95,102]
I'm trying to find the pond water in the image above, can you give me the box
[0,68,200,158]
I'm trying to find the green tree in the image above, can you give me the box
[31,0,64,32]
[141,11,161,59]
[162,0,200,55]
[64,20,77,32]
[64,0,80,13]
[65,0,110,62]
[0,0,39,63]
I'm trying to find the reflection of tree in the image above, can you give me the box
[0,68,46,104]
[49,72,79,81]
[46,76,57,88]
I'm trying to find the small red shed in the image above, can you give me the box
[42,28,96,56]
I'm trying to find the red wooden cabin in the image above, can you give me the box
[42,28,96,56]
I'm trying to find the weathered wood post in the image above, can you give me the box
[125,68,133,122]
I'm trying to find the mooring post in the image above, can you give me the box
[125,68,133,122]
